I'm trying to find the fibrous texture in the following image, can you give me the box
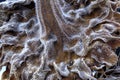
[0,0,120,80]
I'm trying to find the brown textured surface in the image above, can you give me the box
[0,0,120,80]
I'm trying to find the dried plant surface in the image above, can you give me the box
[0,0,120,80]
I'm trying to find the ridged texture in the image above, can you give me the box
[0,0,120,80]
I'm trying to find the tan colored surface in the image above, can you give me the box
[0,0,120,80]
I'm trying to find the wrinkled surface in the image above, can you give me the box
[0,0,120,80]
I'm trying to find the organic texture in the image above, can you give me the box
[0,0,120,80]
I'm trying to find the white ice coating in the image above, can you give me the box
[53,62,70,77]
[0,0,119,80]
[0,66,6,80]
[71,58,97,80]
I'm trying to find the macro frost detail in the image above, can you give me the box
[0,0,120,80]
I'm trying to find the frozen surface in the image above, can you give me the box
[0,0,120,80]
